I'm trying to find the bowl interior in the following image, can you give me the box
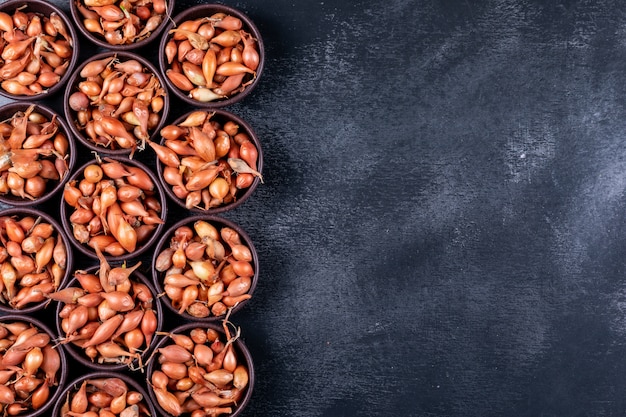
[0,102,76,207]
[0,207,73,314]
[63,51,170,156]
[158,3,265,108]
[157,108,263,214]
[152,214,259,322]
[0,0,79,100]
[146,322,255,417]
[70,0,175,51]
[60,157,167,262]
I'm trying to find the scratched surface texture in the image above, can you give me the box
[0,0,625,416]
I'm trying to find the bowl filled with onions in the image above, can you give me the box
[0,0,79,100]
[158,3,264,107]
[52,372,157,417]
[60,156,167,262]
[146,321,255,417]
[64,51,169,157]
[71,0,174,51]
[151,109,263,214]
[0,102,76,207]
[0,314,68,417]
[0,207,72,315]
[52,261,162,372]
[152,215,258,321]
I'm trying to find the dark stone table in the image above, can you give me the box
[1,0,625,416]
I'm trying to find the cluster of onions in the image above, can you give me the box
[58,376,152,417]
[67,53,166,155]
[0,319,62,415]
[52,252,158,369]
[75,0,168,46]
[0,105,71,201]
[148,322,251,417]
[163,12,260,102]
[0,5,73,96]
[0,213,67,310]
[152,110,262,211]
[63,157,164,258]
[154,218,256,319]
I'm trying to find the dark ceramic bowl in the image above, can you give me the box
[158,3,265,108]
[0,207,73,314]
[146,321,255,417]
[0,0,79,100]
[59,156,167,262]
[51,371,157,417]
[63,51,170,156]
[0,103,76,207]
[70,0,175,51]
[156,109,263,214]
[0,314,68,417]
[152,215,258,322]
[54,266,163,372]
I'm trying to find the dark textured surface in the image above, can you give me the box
[0,0,625,416]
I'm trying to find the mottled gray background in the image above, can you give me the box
[1,0,626,416]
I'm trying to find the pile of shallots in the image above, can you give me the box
[75,0,168,46]
[63,157,164,257]
[0,320,61,414]
[152,110,262,211]
[155,219,255,319]
[0,105,71,201]
[149,322,250,416]
[0,7,73,96]
[0,213,67,310]
[51,251,158,369]
[164,12,260,102]
[68,54,166,154]
[58,376,151,417]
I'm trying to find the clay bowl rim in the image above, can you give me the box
[0,206,74,314]
[0,102,77,207]
[145,321,255,417]
[151,214,259,322]
[51,371,158,417]
[63,50,170,156]
[59,156,168,262]
[54,265,163,372]
[0,314,68,417]
[70,0,176,51]
[158,3,265,108]
[157,108,263,214]
[0,0,80,101]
